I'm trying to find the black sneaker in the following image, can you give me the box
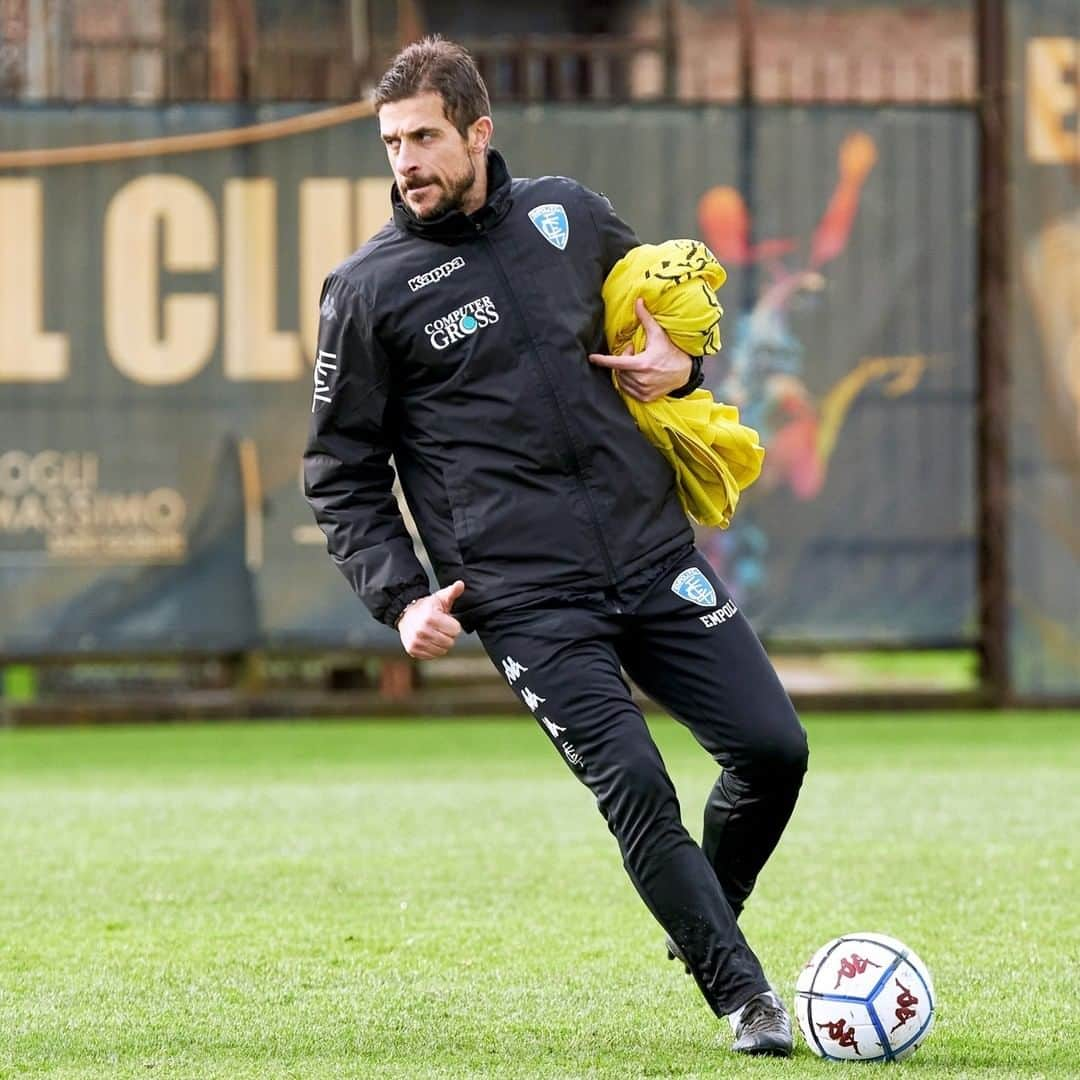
[731,992,793,1057]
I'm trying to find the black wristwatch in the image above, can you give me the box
[668,354,705,399]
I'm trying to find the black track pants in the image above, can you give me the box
[476,549,809,1017]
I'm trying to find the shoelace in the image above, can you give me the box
[739,998,787,1035]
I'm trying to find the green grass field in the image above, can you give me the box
[1,712,1077,1079]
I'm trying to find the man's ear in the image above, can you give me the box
[469,115,494,155]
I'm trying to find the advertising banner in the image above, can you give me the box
[0,103,977,655]
[1009,1,1080,698]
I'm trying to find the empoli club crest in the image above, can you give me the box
[671,567,717,608]
[529,204,569,250]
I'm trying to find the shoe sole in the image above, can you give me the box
[734,1047,792,1058]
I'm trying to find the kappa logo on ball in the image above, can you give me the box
[528,203,569,250]
[890,978,920,1034]
[671,567,717,608]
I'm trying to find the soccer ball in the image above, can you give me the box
[794,932,935,1062]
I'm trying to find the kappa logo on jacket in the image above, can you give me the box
[425,295,500,351]
[409,256,466,293]
[528,204,569,250]
[670,567,717,608]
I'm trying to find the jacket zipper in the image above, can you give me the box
[480,233,620,588]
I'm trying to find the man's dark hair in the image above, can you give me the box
[374,36,492,138]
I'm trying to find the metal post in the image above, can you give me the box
[736,0,757,323]
[349,0,372,90]
[24,0,46,99]
[661,0,678,101]
[975,0,1010,705]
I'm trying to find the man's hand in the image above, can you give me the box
[588,298,692,402]
[397,580,465,659]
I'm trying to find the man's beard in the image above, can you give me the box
[402,157,477,220]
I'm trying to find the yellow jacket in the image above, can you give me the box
[602,239,764,528]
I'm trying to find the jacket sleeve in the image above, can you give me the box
[581,185,640,277]
[302,274,430,628]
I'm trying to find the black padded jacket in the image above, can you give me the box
[302,149,695,630]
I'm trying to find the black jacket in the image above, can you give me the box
[303,149,694,630]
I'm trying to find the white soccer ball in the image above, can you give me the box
[794,932,935,1063]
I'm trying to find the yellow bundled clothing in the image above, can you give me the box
[601,239,764,529]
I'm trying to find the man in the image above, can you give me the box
[303,36,808,1057]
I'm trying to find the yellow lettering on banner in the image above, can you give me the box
[224,179,301,379]
[299,179,353,357]
[1070,336,1080,414]
[104,175,217,385]
[1024,218,1080,423]
[355,177,390,246]
[1027,38,1079,164]
[0,180,69,381]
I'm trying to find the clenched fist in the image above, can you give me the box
[396,579,465,659]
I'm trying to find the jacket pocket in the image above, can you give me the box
[442,457,474,561]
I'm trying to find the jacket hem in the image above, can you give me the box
[461,526,694,632]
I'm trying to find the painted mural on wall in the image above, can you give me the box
[696,132,926,617]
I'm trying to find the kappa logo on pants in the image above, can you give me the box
[539,715,565,739]
[670,567,717,608]
[502,656,528,684]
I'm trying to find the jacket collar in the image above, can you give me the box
[391,148,513,242]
